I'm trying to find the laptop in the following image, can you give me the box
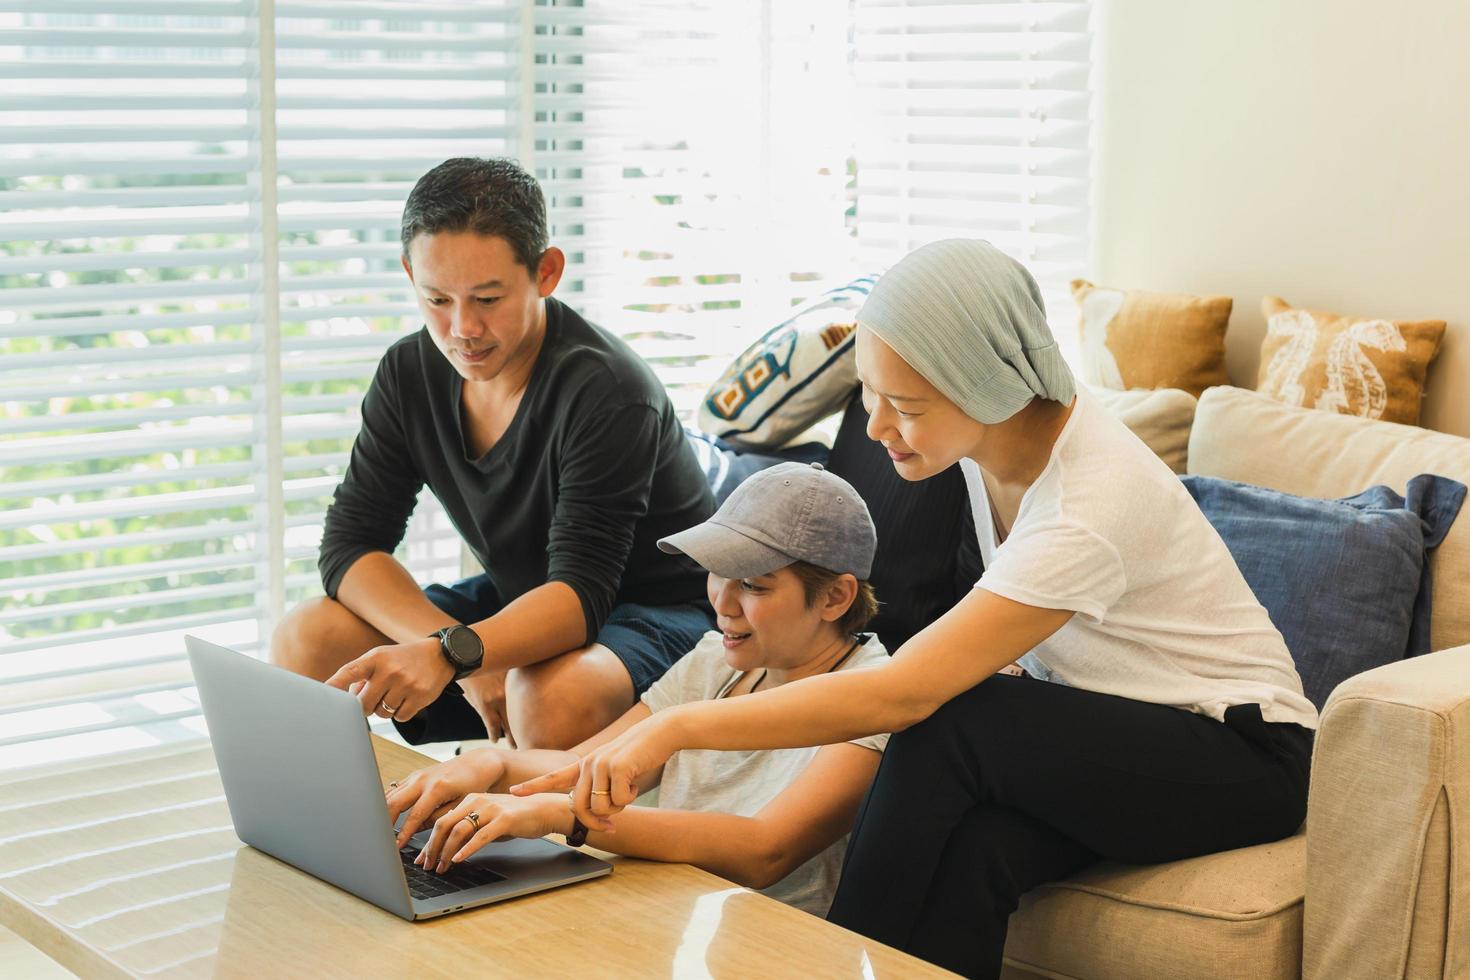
[185,635,611,921]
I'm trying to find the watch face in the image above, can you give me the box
[445,625,482,665]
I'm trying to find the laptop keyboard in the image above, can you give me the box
[400,845,506,900]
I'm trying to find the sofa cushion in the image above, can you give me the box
[1088,385,1197,474]
[1182,474,1465,710]
[1190,386,1470,652]
[1004,832,1305,980]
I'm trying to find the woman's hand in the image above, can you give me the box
[416,792,572,873]
[510,710,681,831]
[386,749,508,849]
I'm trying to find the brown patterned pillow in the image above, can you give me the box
[1256,296,1445,425]
[1070,280,1231,396]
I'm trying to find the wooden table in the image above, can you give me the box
[0,736,952,978]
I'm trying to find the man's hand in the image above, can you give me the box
[460,669,514,745]
[325,637,454,723]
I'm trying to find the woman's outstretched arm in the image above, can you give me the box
[387,701,663,845]
[512,589,1073,826]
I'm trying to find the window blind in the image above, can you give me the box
[0,1,505,769]
[562,0,858,417]
[271,2,517,614]
[1,0,1094,771]
[2,1,271,768]
[851,0,1093,349]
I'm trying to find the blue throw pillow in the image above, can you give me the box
[1182,473,1465,710]
[683,427,828,506]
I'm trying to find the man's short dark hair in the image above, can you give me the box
[400,157,548,272]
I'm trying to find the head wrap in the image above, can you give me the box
[857,239,1076,424]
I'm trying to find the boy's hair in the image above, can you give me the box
[400,157,548,272]
[787,561,880,636]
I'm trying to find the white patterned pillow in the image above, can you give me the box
[697,276,877,448]
[1256,296,1445,426]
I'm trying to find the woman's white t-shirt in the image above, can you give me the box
[640,631,890,916]
[961,387,1318,730]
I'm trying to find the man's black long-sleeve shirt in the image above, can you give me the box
[319,298,715,642]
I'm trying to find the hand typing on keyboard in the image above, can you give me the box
[415,791,575,874]
[399,844,505,898]
[386,750,508,849]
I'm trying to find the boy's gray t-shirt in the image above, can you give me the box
[640,631,890,916]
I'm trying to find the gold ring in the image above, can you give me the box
[465,811,480,828]
[590,790,611,796]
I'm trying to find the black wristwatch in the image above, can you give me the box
[431,624,484,680]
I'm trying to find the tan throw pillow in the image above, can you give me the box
[1087,385,1198,474]
[1256,297,1445,425]
[1070,280,1231,396]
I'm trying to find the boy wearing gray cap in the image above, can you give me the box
[383,462,890,917]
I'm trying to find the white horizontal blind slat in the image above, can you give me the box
[0,658,196,715]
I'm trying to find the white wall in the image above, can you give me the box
[1090,0,1470,436]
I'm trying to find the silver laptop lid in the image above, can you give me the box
[186,635,413,918]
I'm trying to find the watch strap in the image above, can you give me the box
[565,794,589,847]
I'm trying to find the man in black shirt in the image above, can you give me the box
[270,158,716,749]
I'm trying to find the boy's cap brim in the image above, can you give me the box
[657,521,792,580]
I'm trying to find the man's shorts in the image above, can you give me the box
[392,573,714,745]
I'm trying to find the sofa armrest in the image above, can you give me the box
[1304,644,1470,980]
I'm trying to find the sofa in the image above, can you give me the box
[650,375,1466,977]
[984,385,1470,980]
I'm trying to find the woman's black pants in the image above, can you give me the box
[826,673,1314,978]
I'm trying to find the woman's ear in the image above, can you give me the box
[819,573,859,623]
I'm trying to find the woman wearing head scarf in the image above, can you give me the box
[514,240,1317,978]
